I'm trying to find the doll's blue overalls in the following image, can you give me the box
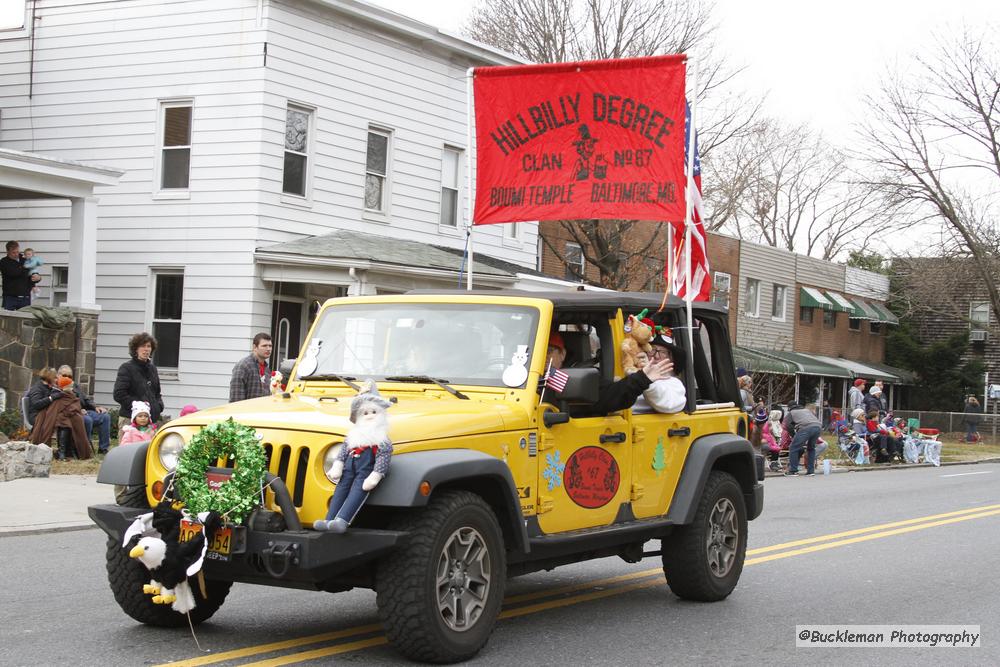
[324,446,376,524]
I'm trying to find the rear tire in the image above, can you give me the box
[661,471,747,601]
[375,490,506,663]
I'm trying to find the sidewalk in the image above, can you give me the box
[0,474,113,537]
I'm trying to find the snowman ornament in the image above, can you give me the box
[502,345,530,387]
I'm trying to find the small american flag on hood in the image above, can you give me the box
[545,367,569,393]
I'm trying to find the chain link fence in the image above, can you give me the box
[891,410,1000,445]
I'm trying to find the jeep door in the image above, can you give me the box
[536,312,633,534]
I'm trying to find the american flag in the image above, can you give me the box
[668,102,711,301]
[545,367,570,393]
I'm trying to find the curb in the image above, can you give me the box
[0,523,98,538]
[764,456,1000,478]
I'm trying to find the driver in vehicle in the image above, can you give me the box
[545,331,676,414]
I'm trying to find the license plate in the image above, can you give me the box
[179,518,233,560]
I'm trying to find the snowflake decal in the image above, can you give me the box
[543,451,565,490]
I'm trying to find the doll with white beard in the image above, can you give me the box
[314,382,393,533]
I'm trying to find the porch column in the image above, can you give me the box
[67,196,100,310]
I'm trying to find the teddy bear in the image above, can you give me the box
[269,370,284,394]
[621,309,655,374]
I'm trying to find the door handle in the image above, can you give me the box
[600,432,627,444]
[668,427,691,437]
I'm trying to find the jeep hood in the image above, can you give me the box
[168,393,529,443]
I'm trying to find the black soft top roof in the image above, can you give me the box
[405,289,729,315]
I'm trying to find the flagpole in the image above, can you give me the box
[465,66,475,291]
[684,57,697,411]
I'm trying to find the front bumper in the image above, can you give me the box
[89,504,406,588]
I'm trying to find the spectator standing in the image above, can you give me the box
[737,375,755,413]
[874,380,890,413]
[864,386,884,418]
[963,396,983,443]
[113,332,164,425]
[119,401,157,445]
[848,378,866,414]
[782,402,822,476]
[229,333,274,402]
[57,365,112,454]
[0,241,42,311]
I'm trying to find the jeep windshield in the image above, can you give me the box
[298,303,540,388]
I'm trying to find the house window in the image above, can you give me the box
[151,271,184,369]
[869,321,881,335]
[50,266,68,307]
[536,236,543,272]
[712,271,731,307]
[799,306,814,324]
[744,278,760,317]
[823,310,837,328]
[505,223,520,240]
[771,284,787,320]
[159,101,192,189]
[282,105,312,196]
[849,317,861,331]
[440,147,461,227]
[970,301,990,327]
[365,128,390,212]
[565,242,584,281]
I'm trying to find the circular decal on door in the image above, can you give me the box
[563,446,620,509]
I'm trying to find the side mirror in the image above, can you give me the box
[278,358,296,379]
[552,367,600,403]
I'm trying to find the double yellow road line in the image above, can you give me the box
[162,502,1000,666]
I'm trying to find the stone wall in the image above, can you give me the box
[0,308,99,414]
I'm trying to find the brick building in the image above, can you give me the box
[537,225,911,411]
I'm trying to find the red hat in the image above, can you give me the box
[853,378,866,387]
[548,332,565,350]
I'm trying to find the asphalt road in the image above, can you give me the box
[2,463,998,666]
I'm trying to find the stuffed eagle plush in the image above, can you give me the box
[123,501,220,614]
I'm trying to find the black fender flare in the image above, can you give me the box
[666,433,763,524]
[368,449,529,555]
[96,441,149,486]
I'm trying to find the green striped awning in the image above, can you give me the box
[799,287,832,310]
[824,290,855,314]
[852,299,882,320]
[869,302,899,325]
[848,297,873,320]
[732,346,798,375]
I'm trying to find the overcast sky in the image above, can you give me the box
[366,0,1000,145]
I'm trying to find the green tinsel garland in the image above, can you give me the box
[175,417,266,523]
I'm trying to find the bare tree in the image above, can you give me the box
[466,0,762,288]
[860,28,1000,323]
[709,119,888,260]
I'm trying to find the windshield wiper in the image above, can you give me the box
[298,373,361,392]
[384,375,469,400]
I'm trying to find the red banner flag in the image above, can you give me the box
[472,55,687,226]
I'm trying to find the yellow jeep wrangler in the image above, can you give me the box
[90,290,763,663]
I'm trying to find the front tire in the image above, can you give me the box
[661,470,747,601]
[105,537,233,627]
[375,490,506,663]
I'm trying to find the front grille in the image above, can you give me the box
[255,430,337,517]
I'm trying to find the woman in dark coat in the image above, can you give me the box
[963,397,983,443]
[27,367,91,459]
[113,332,164,425]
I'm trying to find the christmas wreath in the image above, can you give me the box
[175,417,267,523]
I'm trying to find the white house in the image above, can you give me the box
[0,0,542,415]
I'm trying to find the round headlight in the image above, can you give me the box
[323,443,344,483]
[159,432,187,471]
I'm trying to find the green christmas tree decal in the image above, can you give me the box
[652,437,666,475]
